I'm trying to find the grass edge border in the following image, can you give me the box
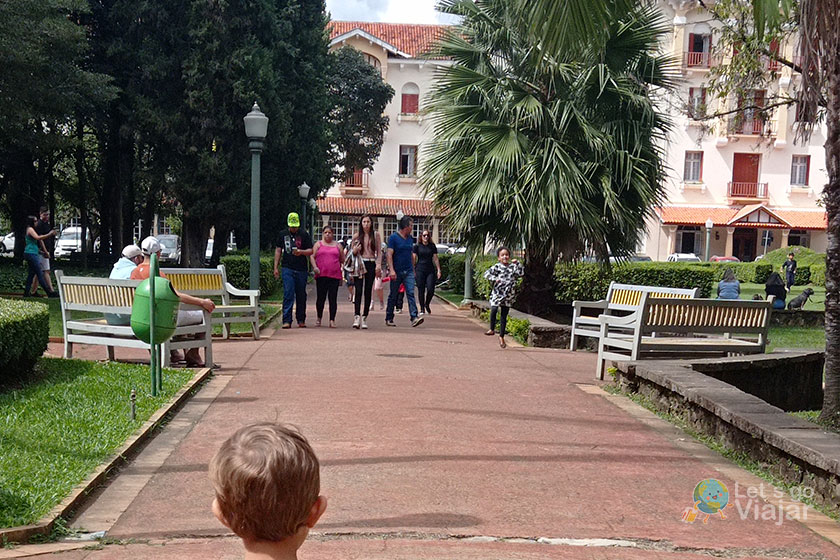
[0,365,213,545]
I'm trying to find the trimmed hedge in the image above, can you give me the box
[555,262,715,302]
[811,264,826,287]
[219,255,280,296]
[439,253,466,293]
[0,298,49,381]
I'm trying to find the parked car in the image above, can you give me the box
[446,246,467,254]
[1,232,14,253]
[205,239,215,264]
[54,227,91,257]
[609,254,652,263]
[158,234,181,264]
[435,243,450,254]
[710,255,740,263]
[666,253,701,262]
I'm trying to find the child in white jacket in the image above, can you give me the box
[482,247,524,348]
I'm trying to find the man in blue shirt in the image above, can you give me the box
[385,216,423,327]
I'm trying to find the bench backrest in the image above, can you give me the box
[55,271,139,314]
[160,266,227,297]
[639,295,772,335]
[605,282,699,311]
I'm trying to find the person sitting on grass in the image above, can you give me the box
[131,236,215,367]
[765,271,787,310]
[209,423,327,560]
[716,267,740,300]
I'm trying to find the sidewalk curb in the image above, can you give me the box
[0,366,213,545]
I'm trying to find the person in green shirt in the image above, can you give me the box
[23,215,58,297]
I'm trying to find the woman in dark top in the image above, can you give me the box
[413,230,442,315]
[765,272,787,309]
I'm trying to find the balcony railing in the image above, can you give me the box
[727,116,776,137]
[682,51,717,69]
[339,169,369,196]
[728,182,769,199]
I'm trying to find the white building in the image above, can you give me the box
[319,22,456,244]
[644,0,828,261]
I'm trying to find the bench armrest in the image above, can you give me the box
[572,299,608,313]
[599,312,638,327]
[225,282,260,300]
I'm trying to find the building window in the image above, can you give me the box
[383,217,399,238]
[683,151,703,182]
[688,87,706,118]
[791,155,810,186]
[686,33,711,66]
[364,53,381,72]
[399,145,418,176]
[437,222,460,245]
[401,83,419,114]
[411,220,432,241]
[676,225,701,255]
[788,229,810,248]
[328,215,359,243]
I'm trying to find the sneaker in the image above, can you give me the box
[361,317,368,329]
[379,303,384,310]
[395,308,402,314]
[385,320,396,327]
[411,316,424,327]
[352,315,361,329]
[298,322,306,328]
[282,323,292,329]
[418,311,425,317]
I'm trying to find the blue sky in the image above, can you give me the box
[325,0,455,24]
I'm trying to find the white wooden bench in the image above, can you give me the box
[595,295,773,379]
[55,271,213,368]
[570,282,699,350]
[161,265,260,339]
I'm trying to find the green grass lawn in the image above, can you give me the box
[0,358,194,528]
[436,289,465,305]
[767,326,826,352]
[715,282,825,311]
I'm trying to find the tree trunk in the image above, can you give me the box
[76,116,89,268]
[181,213,208,268]
[820,53,840,424]
[210,225,230,267]
[515,244,557,316]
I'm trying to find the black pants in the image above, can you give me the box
[415,267,436,312]
[490,305,510,337]
[316,277,340,321]
[354,260,376,317]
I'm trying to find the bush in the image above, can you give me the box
[219,255,279,296]
[554,262,715,301]
[811,264,826,287]
[443,253,466,293]
[795,265,811,285]
[0,298,49,381]
[0,260,110,294]
[753,263,773,283]
[479,309,530,345]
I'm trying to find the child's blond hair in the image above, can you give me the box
[209,423,320,541]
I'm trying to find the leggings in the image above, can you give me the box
[490,305,510,337]
[315,277,340,321]
[415,267,436,312]
[354,260,376,317]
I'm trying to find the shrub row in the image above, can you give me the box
[0,298,49,381]
[554,262,715,302]
[219,255,280,296]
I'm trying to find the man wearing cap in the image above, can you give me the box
[274,212,313,328]
[132,236,216,366]
[104,244,144,325]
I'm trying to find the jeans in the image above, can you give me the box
[785,272,795,290]
[315,277,340,321]
[415,267,436,312]
[490,305,510,336]
[24,252,54,296]
[282,267,308,325]
[354,260,376,317]
[386,269,418,321]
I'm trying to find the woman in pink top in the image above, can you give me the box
[310,225,345,327]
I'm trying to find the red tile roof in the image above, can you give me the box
[317,196,443,217]
[329,21,449,58]
[656,205,827,230]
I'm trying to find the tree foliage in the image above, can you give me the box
[422,0,675,312]
[327,46,394,182]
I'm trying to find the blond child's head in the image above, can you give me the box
[209,423,326,544]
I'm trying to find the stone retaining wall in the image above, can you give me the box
[612,352,840,510]
[770,310,824,327]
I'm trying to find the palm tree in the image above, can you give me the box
[422,0,676,313]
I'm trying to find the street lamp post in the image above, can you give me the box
[308,198,318,233]
[244,102,269,292]
[704,218,714,261]
[298,182,310,231]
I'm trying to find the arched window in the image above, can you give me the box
[364,53,381,73]
[401,82,420,114]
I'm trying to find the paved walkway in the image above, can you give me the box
[12,291,840,559]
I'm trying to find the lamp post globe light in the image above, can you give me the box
[298,182,310,231]
[244,102,268,292]
[704,218,714,262]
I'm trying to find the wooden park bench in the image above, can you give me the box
[55,271,213,368]
[570,283,699,350]
[595,295,773,379]
[161,265,260,339]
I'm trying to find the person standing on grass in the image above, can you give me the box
[413,230,441,315]
[23,215,58,298]
[385,216,423,327]
[782,252,797,291]
[274,212,313,329]
[310,225,344,328]
[350,215,381,330]
[483,247,524,348]
[30,207,56,295]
